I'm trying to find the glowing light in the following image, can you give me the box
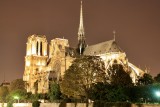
[14,96,19,99]
[14,96,19,103]
[155,91,160,97]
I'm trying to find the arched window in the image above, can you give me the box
[36,41,38,55]
[40,42,42,55]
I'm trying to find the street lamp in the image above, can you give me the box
[13,96,19,103]
[155,90,160,103]
[155,91,160,97]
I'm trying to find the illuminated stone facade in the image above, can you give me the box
[47,38,74,82]
[23,2,145,94]
[23,35,48,93]
[23,36,74,94]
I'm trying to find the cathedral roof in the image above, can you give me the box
[65,47,79,57]
[83,40,123,55]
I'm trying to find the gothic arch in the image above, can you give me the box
[40,41,42,55]
[49,60,61,82]
[36,41,38,55]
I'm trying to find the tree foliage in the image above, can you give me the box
[108,64,133,87]
[60,56,107,100]
[89,82,129,102]
[154,73,160,83]
[6,89,27,102]
[137,73,154,86]
[32,100,41,107]
[9,79,25,92]
[48,82,61,102]
[26,93,41,102]
[129,83,160,103]
[6,79,27,102]
[0,86,9,102]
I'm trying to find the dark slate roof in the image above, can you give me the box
[65,47,79,57]
[83,40,123,55]
[0,80,10,87]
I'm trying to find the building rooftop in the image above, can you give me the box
[0,80,10,87]
[83,40,123,56]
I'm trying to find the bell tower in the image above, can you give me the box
[23,34,48,94]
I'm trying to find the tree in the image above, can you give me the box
[60,56,107,101]
[129,83,160,103]
[26,93,39,102]
[6,89,27,102]
[137,73,154,86]
[9,79,25,92]
[154,73,160,83]
[89,82,129,102]
[48,82,61,102]
[108,64,133,87]
[89,82,108,101]
[6,79,27,103]
[0,86,9,102]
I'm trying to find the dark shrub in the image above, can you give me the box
[32,100,41,107]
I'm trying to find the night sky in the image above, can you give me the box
[0,0,160,83]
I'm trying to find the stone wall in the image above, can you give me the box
[0,103,32,107]
[13,103,32,107]
[40,103,160,107]
[0,103,7,107]
[132,104,160,107]
[40,103,92,107]
[0,103,160,107]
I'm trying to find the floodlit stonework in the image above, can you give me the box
[23,35,48,93]
[47,38,74,81]
[23,36,74,94]
[23,2,145,94]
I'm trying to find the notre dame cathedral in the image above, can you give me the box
[23,1,145,94]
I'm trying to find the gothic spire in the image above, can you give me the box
[77,0,87,55]
[78,1,84,37]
